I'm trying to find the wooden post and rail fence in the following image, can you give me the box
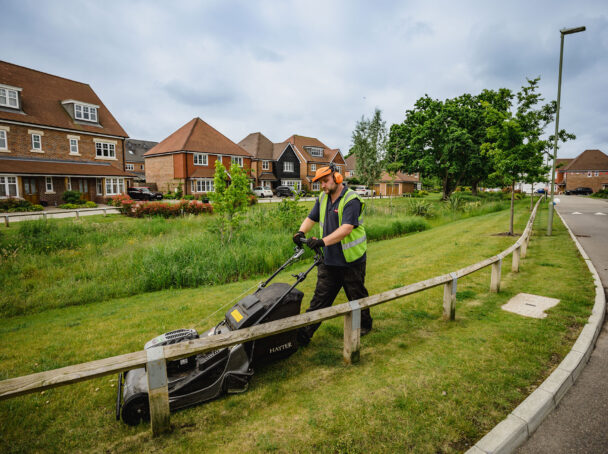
[1,207,122,227]
[0,198,543,436]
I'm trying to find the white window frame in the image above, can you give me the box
[126,163,134,171]
[68,135,80,155]
[31,133,42,152]
[262,160,270,170]
[283,161,294,173]
[312,182,320,191]
[45,176,54,193]
[96,178,103,195]
[74,103,98,122]
[281,179,301,190]
[594,171,599,177]
[194,153,208,166]
[306,147,323,157]
[231,156,243,167]
[0,176,19,198]
[67,177,72,191]
[310,163,316,172]
[191,178,214,193]
[0,129,7,151]
[94,140,117,160]
[105,177,124,196]
[587,171,592,177]
[0,84,21,109]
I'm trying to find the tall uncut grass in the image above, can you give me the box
[0,195,520,317]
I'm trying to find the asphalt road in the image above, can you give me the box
[518,195,608,454]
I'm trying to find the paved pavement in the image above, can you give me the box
[518,195,608,454]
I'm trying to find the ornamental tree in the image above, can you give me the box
[209,160,251,243]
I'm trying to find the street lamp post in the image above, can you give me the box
[547,25,585,235]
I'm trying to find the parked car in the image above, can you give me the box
[535,188,547,194]
[275,185,295,197]
[127,187,163,200]
[350,185,373,197]
[565,187,593,195]
[252,186,274,198]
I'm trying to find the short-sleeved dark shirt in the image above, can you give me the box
[308,186,366,267]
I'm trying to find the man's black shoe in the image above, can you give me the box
[360,327,371,336]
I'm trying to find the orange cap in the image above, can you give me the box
[312,166,332,182]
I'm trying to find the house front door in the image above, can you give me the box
[75,179,90,200]
[22,177,40,205]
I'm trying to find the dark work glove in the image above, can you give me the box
[307,237,325,250]
[293,231,306,247]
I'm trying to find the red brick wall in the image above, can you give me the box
[564,172,608,193]
[0,123,125,172]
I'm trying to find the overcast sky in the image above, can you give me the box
[2,0,606,158]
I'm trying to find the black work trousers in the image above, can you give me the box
[298,261,372,343]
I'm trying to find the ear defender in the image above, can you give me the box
[329,162,343,184]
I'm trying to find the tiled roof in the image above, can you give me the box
[0,156,132,177]
[259,172,277,181]
[0,60,128,137]
[144,117,252,158]
[125,139,158,163]
[562,149,608,171]
[345,154,356,171]
[273,142,289,160]
[379,171,419,183]
[238,132,274,160]
[189,167,216,178]
[284,134,340,163]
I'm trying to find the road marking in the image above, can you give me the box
[595,212,606,216]
[572,212,582,215]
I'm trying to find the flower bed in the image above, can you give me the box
[129,200,213,218]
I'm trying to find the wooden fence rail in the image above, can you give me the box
[0,198,543,436]
[2,207,121,226]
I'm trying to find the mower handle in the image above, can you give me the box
[299,237,324,255]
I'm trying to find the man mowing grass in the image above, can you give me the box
[293,163,372,346]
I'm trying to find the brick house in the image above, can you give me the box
[0,61,131,205]
[125,139,157,183]
[345,154,356,179]
[558,149,608,193]
[344,154,420,195]
[238,133,345,192]
[238,132,275,189]
[144,117,253,195]
[375,171,420,196]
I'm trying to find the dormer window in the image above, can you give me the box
[305,146,323,157]
[75,103,98,122]
[62,99,99,123]
[0,84,21,109]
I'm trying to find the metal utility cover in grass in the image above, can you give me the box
[501,293,560,319]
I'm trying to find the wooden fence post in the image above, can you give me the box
[75,210,80,220]
[512,246,521,272]
[43,212,47,221]
[343,301,361,364]
[490,258,502,293]
[521,234,528,258]
[103,208,107,217]
[146,347,171,436]
[443,273,457,320]
[3,215,8,228]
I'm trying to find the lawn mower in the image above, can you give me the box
[116,240,322,426]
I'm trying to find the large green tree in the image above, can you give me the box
[351,108,387,199]
[482,78,573,235]
[387,93,501,200]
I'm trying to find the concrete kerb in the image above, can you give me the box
[466,209,606,454]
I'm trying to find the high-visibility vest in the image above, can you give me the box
[319,189,367,262]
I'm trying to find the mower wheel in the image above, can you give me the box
[121,392,150,426]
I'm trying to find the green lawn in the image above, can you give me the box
[0,202,594,453]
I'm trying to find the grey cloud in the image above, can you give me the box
[163,81,237,107]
